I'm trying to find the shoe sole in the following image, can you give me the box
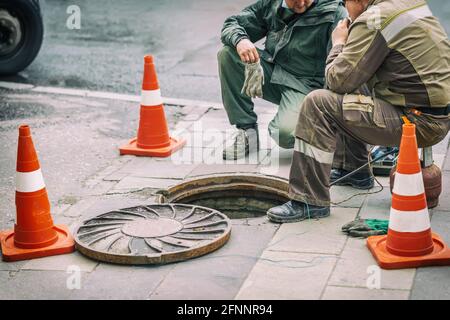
[331,180,374,190]
[222,152,247,160]
[222,149,260,160]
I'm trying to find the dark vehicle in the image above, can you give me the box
[0,0,43,75]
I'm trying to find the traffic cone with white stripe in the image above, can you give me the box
[367,123,450,269]
[0,125,75,262]
[119,55,186,157]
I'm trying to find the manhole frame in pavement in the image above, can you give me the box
[74,204,231,265]
[155,173,290,219]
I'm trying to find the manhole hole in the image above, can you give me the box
[74,204,231,265]
[156,173,290,219]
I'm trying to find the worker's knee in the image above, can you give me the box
[269,125,295,149]
[295,89,339,142]
[217,45,238,67]
[301,89,336,116]
[277,130,295,149]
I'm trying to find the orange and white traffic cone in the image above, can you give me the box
[367,123,450,269]
[0,125,75,262]
[119,55,186,157]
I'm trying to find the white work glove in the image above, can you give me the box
[241,61,264,98]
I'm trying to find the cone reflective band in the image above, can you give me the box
[16,169,46,192]
[141,89,163,106]
[0,125,75,262]
[367,123,450,269]
[119,55,186,157]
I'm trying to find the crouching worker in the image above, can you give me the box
[268,0,450,223]
[218,0,347,159]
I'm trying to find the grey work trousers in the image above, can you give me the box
[289,89,450,207]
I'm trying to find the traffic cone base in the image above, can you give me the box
[1,224,74,262]
[367,232,450,269]
[119,136,186,157]
[0,231,7,242]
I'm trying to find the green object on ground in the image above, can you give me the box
[341,219,389,238]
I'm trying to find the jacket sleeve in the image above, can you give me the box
[221,0,269,47]
[326,4,348,54]
[325,18,390,94]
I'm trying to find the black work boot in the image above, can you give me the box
[267,200,330,223]
[330,168,374,189]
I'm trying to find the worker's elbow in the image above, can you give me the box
[329,83,353,95]
[326,77,359,94]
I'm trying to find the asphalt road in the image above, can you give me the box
[1,0,448,103]
[2,0,254,102]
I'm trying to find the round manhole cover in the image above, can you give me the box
[74,204,231,265]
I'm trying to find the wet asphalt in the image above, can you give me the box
[2,0,253,101]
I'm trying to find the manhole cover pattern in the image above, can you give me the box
[74,204,231,265]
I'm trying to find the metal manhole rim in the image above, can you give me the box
[155,172,290,204]
[158,183,288,203]
[168,172,289,186]
[74,203,232,265]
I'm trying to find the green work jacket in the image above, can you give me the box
[221,0,347,94]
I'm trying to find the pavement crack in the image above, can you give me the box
[105,187,157,196]
[146,264,177,300]
[265,231,310,249]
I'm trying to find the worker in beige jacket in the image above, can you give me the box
[267,0,450,223]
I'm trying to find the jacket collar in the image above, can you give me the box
[277,0,341,19]
[368,0,381,6]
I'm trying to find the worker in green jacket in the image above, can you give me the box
[268,0,450,223]
[218,0,347,159]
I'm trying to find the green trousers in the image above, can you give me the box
[217,45,306,149]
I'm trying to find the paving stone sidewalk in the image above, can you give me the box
[1,100,449,300]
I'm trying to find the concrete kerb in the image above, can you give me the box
[0,81,224,110]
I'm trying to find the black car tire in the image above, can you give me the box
[0,0,43,75]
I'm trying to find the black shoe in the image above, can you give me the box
[267,200,330,223]
[330,168,374,189]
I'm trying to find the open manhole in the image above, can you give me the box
[156,173,290,219]
[74,204,231,265]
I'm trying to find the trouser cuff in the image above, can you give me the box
[332,163,370,173]
[237,123,258,130]
[288,189,330,207]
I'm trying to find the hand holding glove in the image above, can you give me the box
[241,61,264,98]
[342,219,389,238]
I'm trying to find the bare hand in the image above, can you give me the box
[236,39,259,63]
[332,18,350,46]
